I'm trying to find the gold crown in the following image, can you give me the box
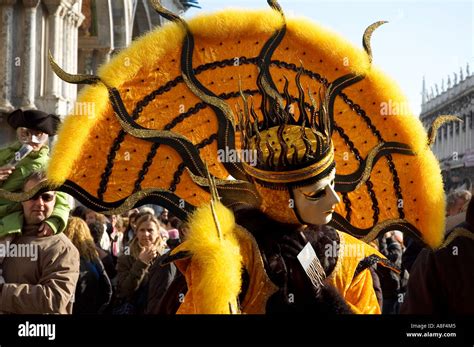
[237,68,335,185]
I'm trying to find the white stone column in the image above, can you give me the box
[62,9,71,101]
[445,126,449,159]
[453,122,458,158]
[0,0,16,112]
[466,117,472,149]
[438,126,442,160]
[21,0,40,109]
[43,0,66,105]
[437,126,441,159]
[443,125,449,159]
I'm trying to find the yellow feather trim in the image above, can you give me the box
[176,201,243,313]
[47,9,370,185]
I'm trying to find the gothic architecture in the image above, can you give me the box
[0,0,197,145]
[420,64,474,192]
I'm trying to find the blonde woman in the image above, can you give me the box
[115,214,167,314]
[63,217,112,314]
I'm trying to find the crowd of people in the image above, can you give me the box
[0,166,472,314]
[0,168,186,314]
[0,97,473,316]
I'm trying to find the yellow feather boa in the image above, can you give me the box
[172,201,243,314]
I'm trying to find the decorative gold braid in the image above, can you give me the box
[101,188,184,215]
[359,218,409,243]
[0,180,57,202]
[267,0,284,15]
[187,168,261,205]
[204,164,224,242]
[216,185,261,204]
[353,142,385,190]
[108,85,205,178]
[182,74,235,127]
[440,227,474,249]
[427,115,462,146]
[242,143,334,183]
[49,51,104,85]
[187,168,250,187]
[260,73,285,110]
[307,88,326,145]
[149,0,185,25]
[362,21,388,64]
[182,64,246,179]
[338,144,416,186]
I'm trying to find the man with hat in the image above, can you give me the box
[0,109,70,284]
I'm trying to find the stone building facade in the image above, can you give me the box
[0,0,196,146]
[420,64,474,192]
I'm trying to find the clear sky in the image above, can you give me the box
[185,0,473,116]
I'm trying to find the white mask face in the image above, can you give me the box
[16,127,48,151]
[291,169,341,225]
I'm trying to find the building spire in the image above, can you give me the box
[421,75,427,104]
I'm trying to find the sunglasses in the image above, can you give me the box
[29,193,55,202]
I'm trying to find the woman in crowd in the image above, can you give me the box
[64,217,113,314]
[115,214,167,314]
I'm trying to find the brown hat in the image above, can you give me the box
[7,109,61,136]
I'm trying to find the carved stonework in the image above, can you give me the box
[22,0,39,7]
[79,0,92,36]
[0,0,192,147]
[0,0,15,112]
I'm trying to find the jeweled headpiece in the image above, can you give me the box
[238,70,335,186]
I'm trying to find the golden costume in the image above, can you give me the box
[1,0,451,314]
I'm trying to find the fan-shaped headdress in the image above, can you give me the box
[0,0,450,248]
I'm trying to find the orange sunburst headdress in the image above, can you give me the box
[0,0,447,249]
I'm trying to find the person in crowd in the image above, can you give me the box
[64,217,112,314]
[123,210,139,247]
[138,206,155,216]
[146,221,186,314]
[445,190,472,231]
[159,208,169,226]
[403,190,473,276]
[71,205,88,220]
[446,190,471,217]
[88,221,117,281]
[115,214,167,314]
[378,231,405,314]
[109,215,125,259]
[0,109,69,283]
[0,171,79,314]
[401,197,474,314]
[85,209,111,252]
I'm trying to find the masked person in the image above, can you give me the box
[43,0,448,314]
[0,109,70,284]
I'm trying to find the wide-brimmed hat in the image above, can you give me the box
[7,109,60,135]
